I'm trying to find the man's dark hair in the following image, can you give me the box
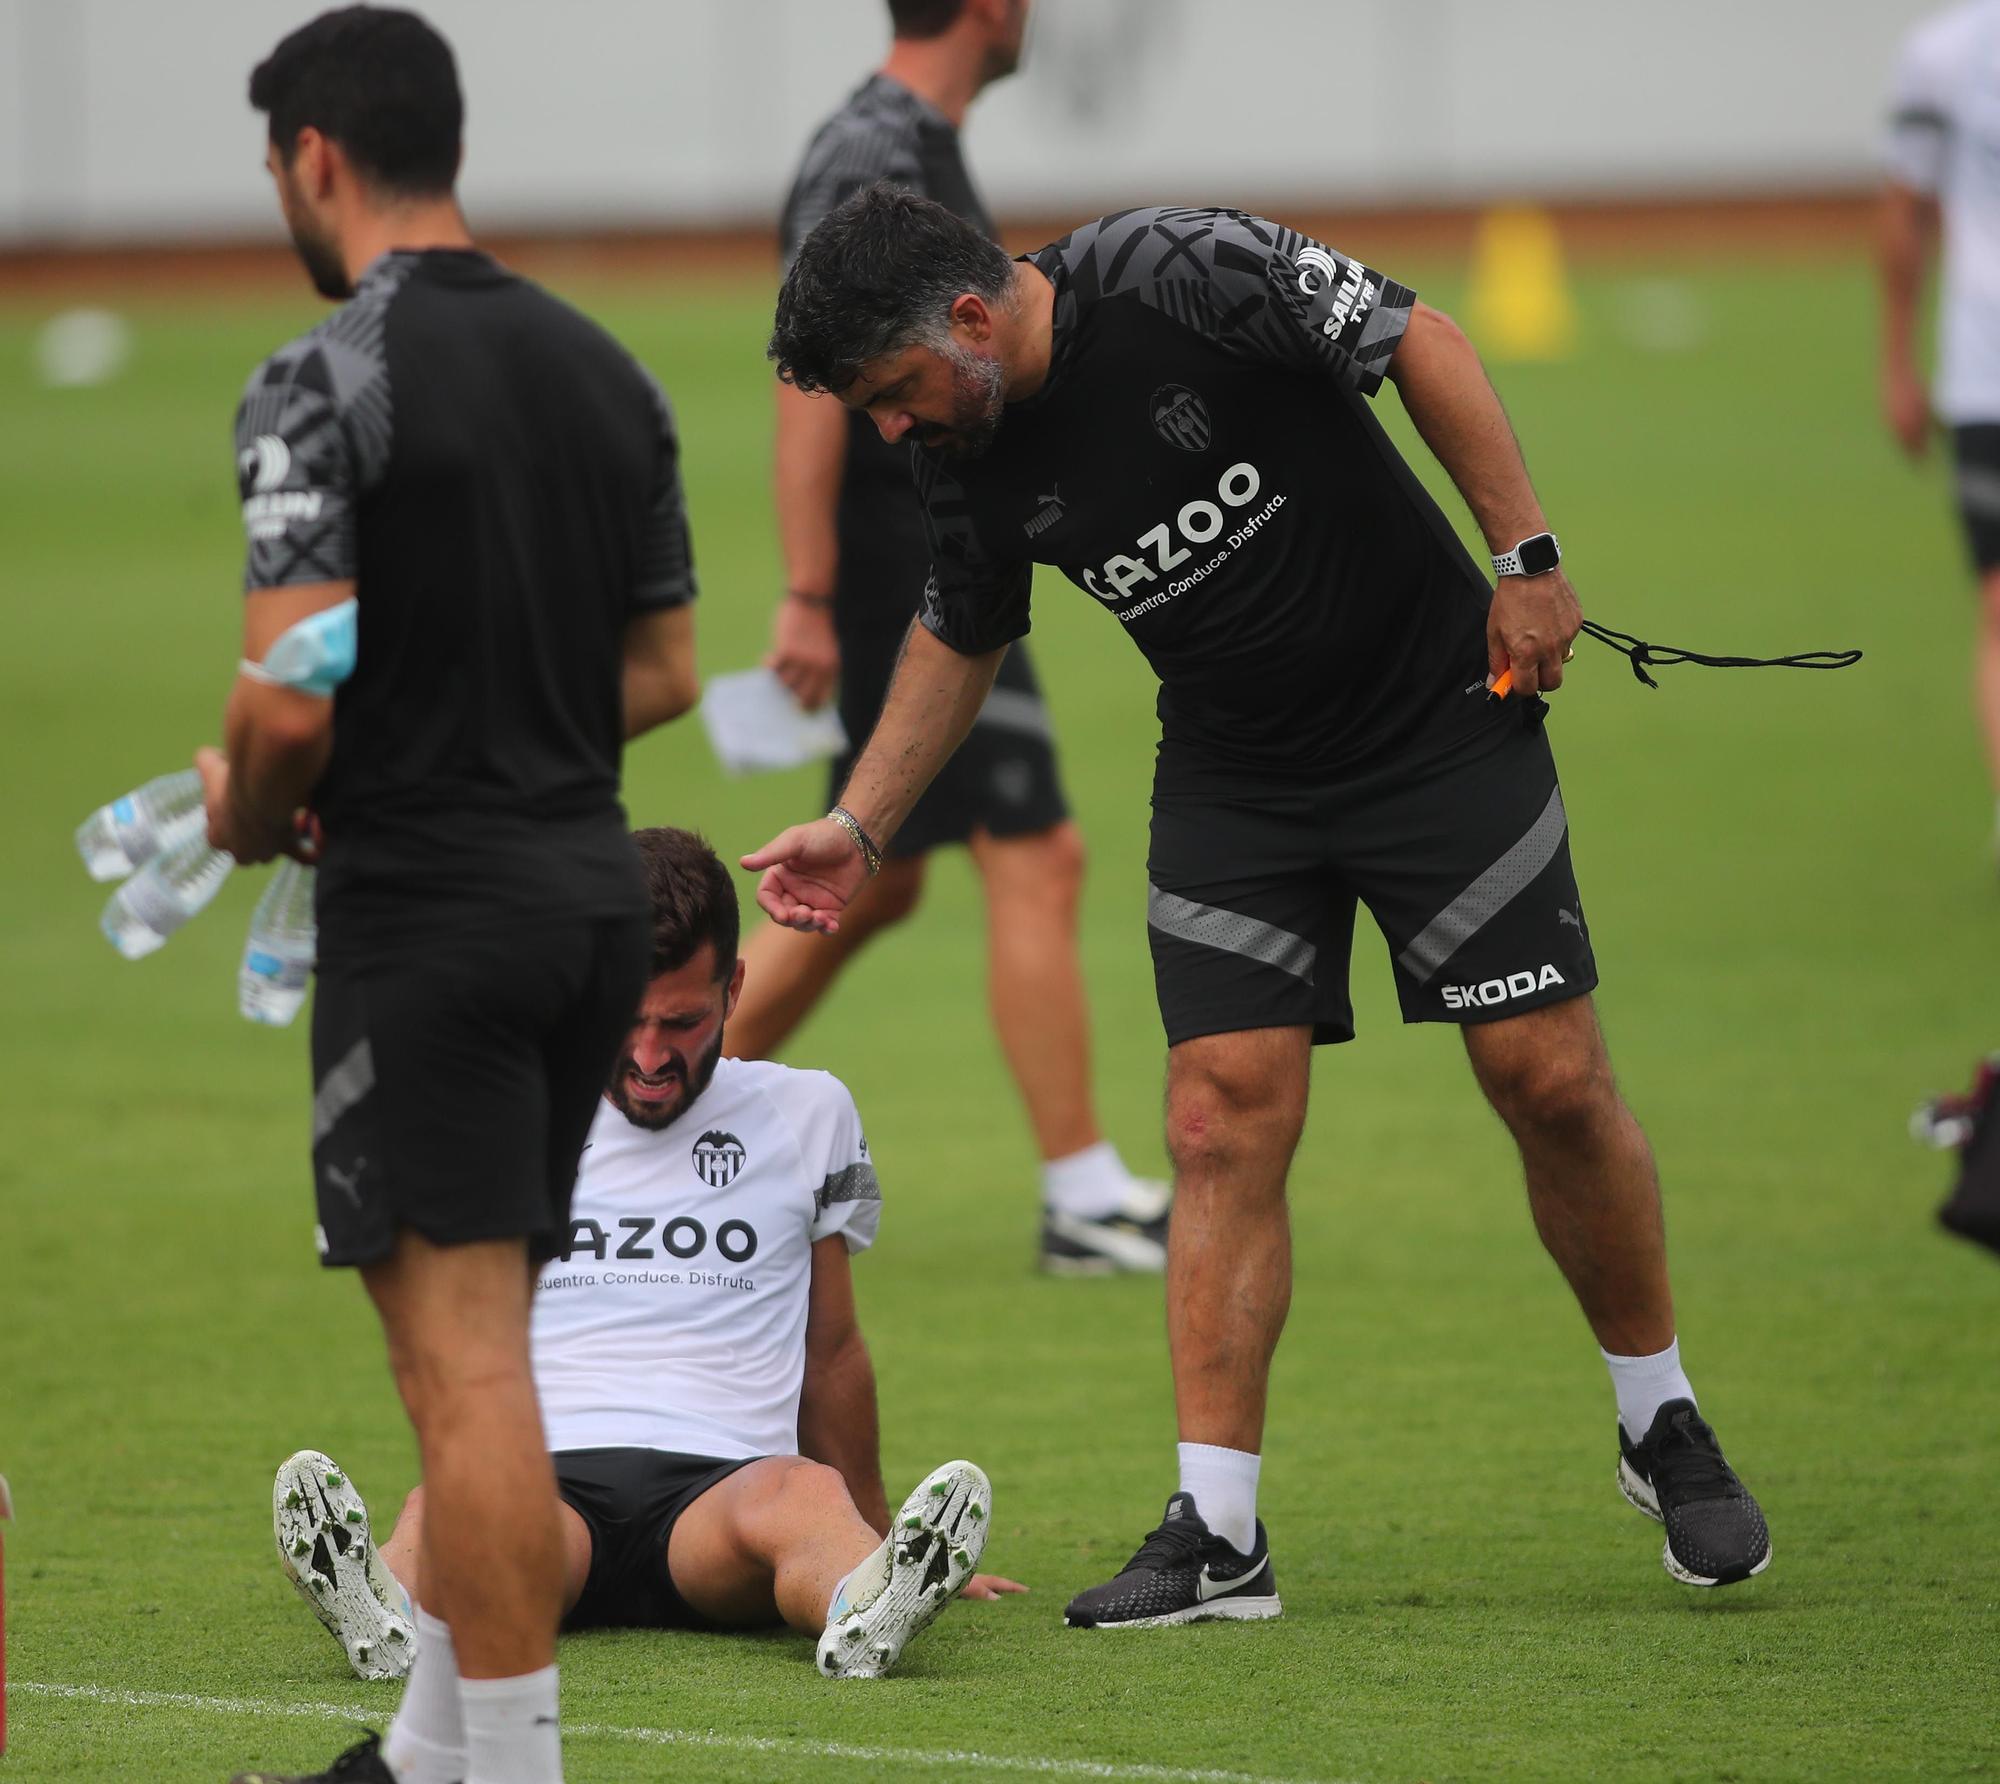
[889,0,969,37]
[770,183,1016,394]
[633,827,739,982]
[249,6,462,197]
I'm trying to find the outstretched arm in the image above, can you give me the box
[742,621,1003,931]
[1385,303,1581,698]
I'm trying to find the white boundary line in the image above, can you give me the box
[9,1681,1345,1784]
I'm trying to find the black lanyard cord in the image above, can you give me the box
[1578,620,1863,689]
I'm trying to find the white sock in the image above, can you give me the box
[383,1611,466,1784]
[1042,1140,1131,1219]
[1602,1338,1697,1443]
[1176,1442,1260,1555]
[460,1664,563,1784]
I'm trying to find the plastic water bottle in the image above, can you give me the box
[74,770,206,881]
[239,860,317,1026]
[99,831,234,960]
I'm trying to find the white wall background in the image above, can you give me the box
[0,0,1938,244]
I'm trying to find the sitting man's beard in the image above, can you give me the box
[605,1028,725,1131]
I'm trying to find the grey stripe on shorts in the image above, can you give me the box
[1958,464,2000,519]
[311,1038,376,1146]
[1147,886,1316,982]
[1397,786,1568,984]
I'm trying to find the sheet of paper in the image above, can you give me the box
[699,667,848,776]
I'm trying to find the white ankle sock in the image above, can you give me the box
[383,1611,465,1784]
[1176,1442,1260,1555]
[460,1664,563,1784]
[1043,1140,1131,1219]
[1602,1338,1696,1443]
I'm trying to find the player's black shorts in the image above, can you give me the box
[1952,424,2000,571]
[1147,697,1598,1047]
[554,1446,761,1630]
[308,913,649,1267]
[830,627,1069,857]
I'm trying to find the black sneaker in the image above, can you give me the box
[1038,1179,1171,1275]
[1064,1493,1281,1628]
[1617,1398,1771,1587]
[230,1732,414,1784]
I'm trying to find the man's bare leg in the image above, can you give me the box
[664,1456,881,1632]
[363,1231,562,1677]
[966,821,1098,1162]
[378,1485,595,1622]
[1463,993,1771,1584]
[1977,567,2000,810]
[1460,996,1673,1357]
[726,856,926,1059]
[1164,1027,1312,1458]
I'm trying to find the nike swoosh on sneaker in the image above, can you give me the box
[1195,1560,1263,1601]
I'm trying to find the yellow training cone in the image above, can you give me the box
[1466,205,1577,362]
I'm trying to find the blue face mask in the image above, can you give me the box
[240,597,357,696]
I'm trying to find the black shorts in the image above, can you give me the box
[1953,424,2000,571]
[554,1447,761,1630]
[309,913,649,1267]
[829,630,1070,857]
[1147,699,1598,1047]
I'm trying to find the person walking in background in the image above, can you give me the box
[742,0,1170,1276]
[1881,0,2000,856]
[207,10,699,1782]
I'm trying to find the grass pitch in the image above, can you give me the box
[1,251,1996,1782]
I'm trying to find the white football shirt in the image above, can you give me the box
[1887,1,2000,421]
[531,1057,880,1461]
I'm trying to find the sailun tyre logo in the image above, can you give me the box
[1151,385,1211,452]
[692,1130,747,1188]
[238,433,292,495]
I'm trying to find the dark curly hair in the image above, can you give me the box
[769,183,1016,395]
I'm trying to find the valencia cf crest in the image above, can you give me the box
[1151,384,1211,452]
[692,1130,746,1188]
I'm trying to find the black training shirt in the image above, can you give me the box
[913,207,1493,781]
[233,249,695,961]
[780,75,996,635]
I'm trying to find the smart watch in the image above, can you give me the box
[1492,532,1562,578]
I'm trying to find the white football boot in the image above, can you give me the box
[816,1459,990,1679]
[273,1449,416,1681]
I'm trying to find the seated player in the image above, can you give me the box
[267,827,1021,1698]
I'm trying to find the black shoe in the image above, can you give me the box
[1038,1179,1171,1275]
[1617,1398,1771,1587]
[1064,1493,1281,1628]
[230,1732,416,1784]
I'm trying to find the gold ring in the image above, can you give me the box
[1561,645,1576,663]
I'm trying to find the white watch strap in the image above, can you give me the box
[1492,532,1559,578]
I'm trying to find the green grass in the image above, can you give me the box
[3,253,1996,1782]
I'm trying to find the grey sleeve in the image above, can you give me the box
[780,122,924,265]
[912,451,1032,656]
[234,343,362,591]
[632,376,697,612]
[1058,206,1416,396]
